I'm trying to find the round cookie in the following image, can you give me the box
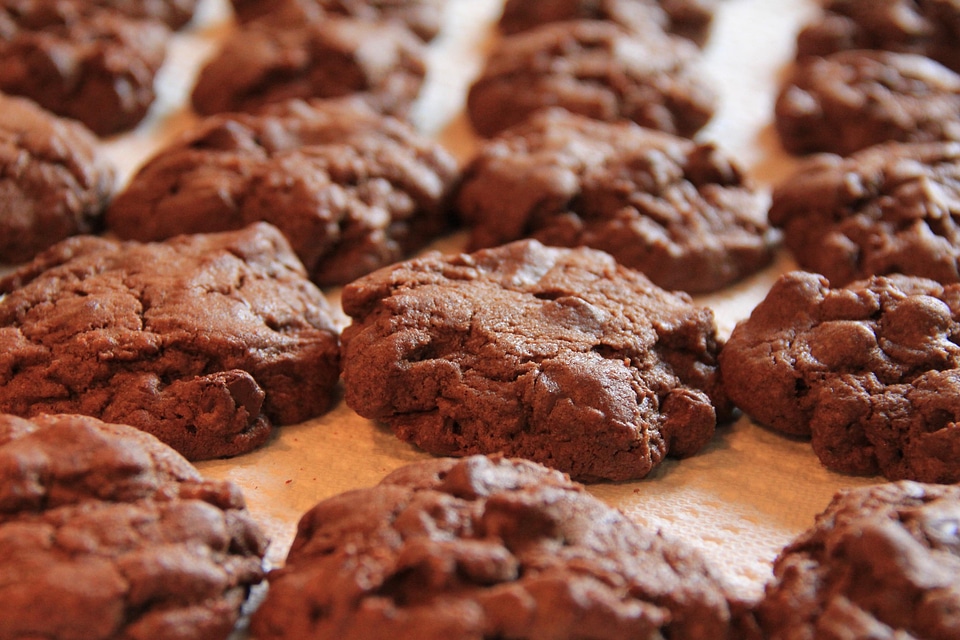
[250,454,755,640]
[339,239,731,482]
[769,141,960,286]
[0,222,341,461]
[230,0,444,41]
[106,98,458,287]
[190,11,426,118]
[456,108,777,294]
[776,50,960,156]
[796,0,960,74]
[498,0,718,46]
[0,93,115,264]
[466,19,717,138]
[0,412,268,640]
[756,481,960,640]
[0,0,171,136]
[719,270,960,483]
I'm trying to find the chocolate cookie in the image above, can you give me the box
[106,98,458,287]
[190,12,426,118]
[756,480,960,640]
[776,50,960,156]
[0,412,268,640]
[339,239,731,482]
[720,270,960,483]
[251,454,754,640]
[0,0,171,135]
[0,93,115,264]
[796,0,960,74]
[0,222,341,461]
[456,108,777,294]
[230,0,444,41]
[769,141,960,286]
[466,19,717,138]
[498,0,718,46]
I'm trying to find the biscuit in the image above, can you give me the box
[0,222,341,460]
[719,270,960,483]
[339,239,731,482]
[0,93,115,264]
[0,0,171,135]
[456,108,777,294]
[0,412,268,640]
[230,0,443,41]
[250,454,754,640]
[756,480,960,640]
[190,12,426,118]
[466,19,717,138]
[498,0,717,46]
[775,50,960,156]
[796,0,960,74]
[106,98,458,287]
[769,141,960,286]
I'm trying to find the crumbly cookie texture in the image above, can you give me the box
[0,222,341,460]
[251,454,755,640]
[776,50,960,156]
[756,480,960,640]
[466,19,717,138]
[190,12,426,118]
[0,412,268,640]
[796,0,960,74]
[106,98,458,287]
[0,93,115,264]
[457,108,777,294]
[769,141,960,286]
[340,239,730,482]
[720,270,960,483]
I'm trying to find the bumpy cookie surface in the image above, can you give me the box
[776,50,960,156]
[190,12,426,118]
[251,454,753,640]
[230,0,443,41]
[340,239,730,482]
[106,98,458,287]
[466,20,716,138]
[720,270,960,482]
[456,108,777,294]
[0,223,341,460]
[0,94,115,264]
[769,141,960,286]
[796,0,960,74]
[0,0,170,135]
[756,481,960,640]
[498,0,717,46]
[0,412,268,640]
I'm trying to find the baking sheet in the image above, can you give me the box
[90,0,882,613]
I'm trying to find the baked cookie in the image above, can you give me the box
[190,11,426,118]
[720,270,960,483]
[769,141,960,286]
[230,0,444,41]
[456,108,777,294]
[776,50,960,156]
[339,239,731,482]
[0,0,171,136]
[0,222,341,461]
[106,98,458,287]
[251,454,755,640]
[498,0,718,46]
[796,0,960,74]
[466,19,717,138]
[0,412,268,640]
[0,93,115,264]
[756,481,960,640]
